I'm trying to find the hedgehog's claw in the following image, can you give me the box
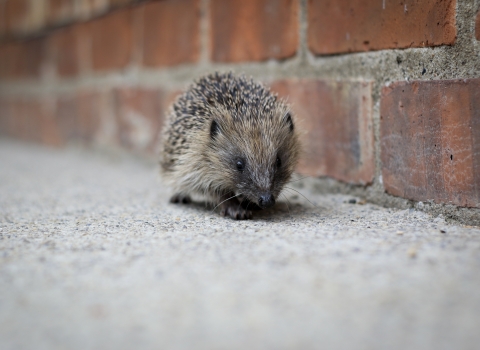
[224,206,252,220]
[170,194,192,204]
[219,196,252,220]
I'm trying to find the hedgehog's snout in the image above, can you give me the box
[258,193,275,209]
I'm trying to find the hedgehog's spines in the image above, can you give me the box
[160,71,301,220]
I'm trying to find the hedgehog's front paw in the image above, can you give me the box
[170,193,192,204]
[220,203,252,220]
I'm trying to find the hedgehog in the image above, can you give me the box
[160,72,300,220]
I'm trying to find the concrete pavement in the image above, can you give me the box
[1,139,479,350]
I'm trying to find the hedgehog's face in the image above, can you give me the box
[208,108,300,210]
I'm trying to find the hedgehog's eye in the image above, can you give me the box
[276,156,282,168]
[236,159,245,172]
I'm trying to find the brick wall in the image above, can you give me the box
[0,0,479,212]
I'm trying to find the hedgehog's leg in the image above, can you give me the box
[170,193,192,204]
[218,193,252,220]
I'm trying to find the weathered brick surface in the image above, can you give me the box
[75,91,104,142]
[164,89,183,111]
[0,92,111,146]
[0,96,61,145]
[48,25,81,77]
[4,0,30,34]
[90,8,133,71]
[0,0,140,38]
[476,8,480,41]
[308,0,457,55]
[55,95,81,142]
[0,43,20,79]
[380,79,480,208]
[0,96,12,136]
[109,0,136,7]
[271,79,374,185]
[8,98,43,142]
[75,0,110,20]
[0,0,7,36]
[142,0,200,67]
[47,0,74,25]
[80,90,120,146]
[0,39,45,79]
[55,91,118,145]
[114,88,165,153]
[210,0,298,62]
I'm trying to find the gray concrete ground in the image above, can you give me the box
[1,139,479,350]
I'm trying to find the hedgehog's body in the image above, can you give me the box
[160,72,300,220]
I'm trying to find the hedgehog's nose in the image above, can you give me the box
[258,193,275,209]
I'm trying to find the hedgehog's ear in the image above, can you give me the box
[283,112,294,132]
[210,120,220,139]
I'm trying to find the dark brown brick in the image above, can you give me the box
[271,79,375,185]
[91,8,133,71]
[114,88,165,153]
[142,0,200,67]
[380,79,480,208]
[308,0,457,55]
[476,8,480,41]
[210,0,298,62]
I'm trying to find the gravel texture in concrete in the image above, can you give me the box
[1,139,479,350]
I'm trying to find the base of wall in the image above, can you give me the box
[294,176,480,227]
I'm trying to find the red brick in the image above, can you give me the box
[74,0,110,19]
[142,0,200,67]
[114,88,165,153]
[47,0,75,25]
[0,1,7,36]
[308,0,457,55]
[48,25,83,77]
[90,8,133,71]
[164,89,183,110]
[55,95,80,142]
[54,92,107,144]
[0,96,12,136]
[76,91,103,142]
[7,97,40,141]
[4,0,29,34]
[1,97,61,145]
[0,92,107,147]
[210,0,298,62]
[0,39,45,79]
[380,79,480,208]
[109,0,135,7]
[476,8,480,41]
[271,79,375,185]
[0,43,20,78]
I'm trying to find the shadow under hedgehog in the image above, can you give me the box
[160,72,301,220]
